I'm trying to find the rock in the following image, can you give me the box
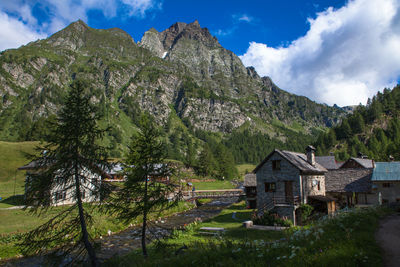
[243,220,253,228]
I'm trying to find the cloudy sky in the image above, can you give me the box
[1,0,399,106]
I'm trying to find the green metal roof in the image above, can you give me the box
[371,162,400,181]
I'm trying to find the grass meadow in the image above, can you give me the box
[0,141,39,208]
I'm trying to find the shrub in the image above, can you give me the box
[252,211,293,227]
[298,204,313,224]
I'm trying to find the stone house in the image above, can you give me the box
[325,168,376,207]
[253,146,328,224]
[371,162,400,204]
[19,160,105,206]
[244,173,257,209]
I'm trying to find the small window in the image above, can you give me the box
[383,183,391,188]
[81,191,86,200]
[272,160,281,170]
[265,182,276,192]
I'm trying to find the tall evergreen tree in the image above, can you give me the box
[197,143,216,176]
[21,80,110,266]
[110,114,179,257]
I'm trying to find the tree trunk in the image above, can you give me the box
[75,164,99,267]
[141,175,148,257]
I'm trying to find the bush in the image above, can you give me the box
[252,211,293,227]
[298,204,313,224]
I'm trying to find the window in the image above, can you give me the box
[81,191,86,199]
[272,160,281,170]
[54,191,66,201]
[383,183,391,188]
[265,182,276,192]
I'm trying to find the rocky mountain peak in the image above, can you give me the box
[46,20,90,50]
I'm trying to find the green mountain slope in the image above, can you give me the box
[315,85,400,161]
[0,20,345,164]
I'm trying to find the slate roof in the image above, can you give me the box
[244,173,256,187]
[341,157,374,169]
[18,159,49,170]
[325,168,373,193]
[316,156,340,170]
[371,162,400,181]
[253,149,327,174]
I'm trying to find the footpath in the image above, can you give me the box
[375,213,400,267]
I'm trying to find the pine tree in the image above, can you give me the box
[197,143,216,176]
[21,80,110,266]
[109,114,179,257]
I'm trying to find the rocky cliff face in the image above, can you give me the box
[0,20,345,153]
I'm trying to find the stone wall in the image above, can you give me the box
[374,181,400,203]
[302,175,326,203]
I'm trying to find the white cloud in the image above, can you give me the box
[0,11,46,51]
[240,0,400,106]
[0,0,161,51]
[238,14,253,23]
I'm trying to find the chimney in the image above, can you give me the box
[306,145,316,166]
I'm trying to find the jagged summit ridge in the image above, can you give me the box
[139,20,220,58]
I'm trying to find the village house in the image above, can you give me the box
[251,148,400,224]
[19,160,106,206]
[371,162,400,204]
[253,146,331,225]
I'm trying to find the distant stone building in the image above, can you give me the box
[253,146,329,225]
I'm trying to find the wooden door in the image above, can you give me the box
[285,181,293,203]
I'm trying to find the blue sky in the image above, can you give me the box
[1,0,400,106]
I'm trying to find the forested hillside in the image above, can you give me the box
[315,85,400,161]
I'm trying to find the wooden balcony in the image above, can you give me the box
[272,196,300,205]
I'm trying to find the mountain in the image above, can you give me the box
[0,20,345,163]
[315,85,400,161]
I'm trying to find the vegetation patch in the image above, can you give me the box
[105,205,389,266]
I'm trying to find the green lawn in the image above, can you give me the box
[192,180,235,190]
[0,141,39,207]
[236,164,256,179]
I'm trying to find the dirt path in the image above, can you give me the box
[375,213,400,267]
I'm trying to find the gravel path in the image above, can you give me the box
[375,213,400,267]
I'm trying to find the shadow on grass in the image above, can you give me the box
[0,195,24,206]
